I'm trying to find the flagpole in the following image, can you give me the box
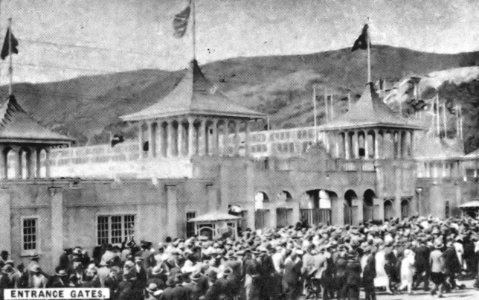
[192,0,196,61]
[442,103,447,139]
[8,17,12,95]
[324,88,329,122]
[366,18,371,83]
[313,85,318,143]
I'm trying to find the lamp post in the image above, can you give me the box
[415,187,423,216]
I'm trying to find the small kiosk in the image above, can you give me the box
[188,211,241,240]
[459,201,479,218]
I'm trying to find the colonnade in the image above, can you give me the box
[420,160,463,178]
[137,117,253,159]
[0,145,50,179]
[327,128,415,160]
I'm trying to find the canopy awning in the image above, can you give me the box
[459,201,479,208]
[188,211,241,222]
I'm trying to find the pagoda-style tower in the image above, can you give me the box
[120,60,265,177]
[319,82,423,221]
[0,95,73,179]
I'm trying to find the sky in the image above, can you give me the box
[0,0,478,83]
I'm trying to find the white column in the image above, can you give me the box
[334,132,340,158]
[345,131,351,159]
[364,131,369,159]
[374,130,380,159]
[187,118,195,157]
[245,120,251,157]
[45,148,51,178]
[157,122,164,158]
[234,120,240,156]
[14,147,22,179]
[212,119,219,155]
[223,121,230,156]
[409,130,414,158]
[198,118,206,156]
[177,121,184,157]
[353,131,359,159]
[167,120,174,157]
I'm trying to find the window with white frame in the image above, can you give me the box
[22,217,38,252]
[97,214,135,245]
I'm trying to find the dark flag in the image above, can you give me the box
[111,134,124,147]
[173,2,191,38]
[1,28,19,60]
[351,24,370,51]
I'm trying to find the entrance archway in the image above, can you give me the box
[300,189,333,226]
[363,189,376,222]
[401,199,410,219]
[384,199,394,220]
[344,190,357,225]
[276,190,293,228]
[254,192,270,229]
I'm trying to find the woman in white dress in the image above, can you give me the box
[374,247,392,293]
[399,249,416,294]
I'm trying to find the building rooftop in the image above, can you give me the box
[320,82,423,131]
[0,95,73,145]
[415,136,464,160]
[121,60,266,122]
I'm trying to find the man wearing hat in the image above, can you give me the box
[443,240,460,292]
[413,237,430,291]
[361,246,376,300]
[429,240,446,297]
[47,266,69,288]
[134,255,147,290]
[184,271,206,300]
[28,265,47,288]
[145,282,163,300]
[283,250,303,300]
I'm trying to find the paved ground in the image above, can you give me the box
[369,280,478,300]
[300,279,479,300]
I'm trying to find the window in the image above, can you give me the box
[186,212,196,238]
[97,214,135,245]
[22,218,38,252]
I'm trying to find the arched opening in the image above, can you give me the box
[19,148,32,179]
[358,131,365,157]
[217,120,226,155]
[363,189,376,222]
[254,191,270,230]
[276,190,293,228]
[299,189,332,226]
[384,199,394,220]
[344,189,357,225]
[401,199,410,219]
[39,149,47,178]
[4,147,13,179]
[171,120,179,156]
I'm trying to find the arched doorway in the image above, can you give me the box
[401,199,410,219]
[384,199,394,220]
[300,189,332,226]
[363,189,376,222]
[254,192,270,230]
[344,190,357,225]
[276,190,293,228]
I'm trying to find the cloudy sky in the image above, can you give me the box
[0,0,477,83]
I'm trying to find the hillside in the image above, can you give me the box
[0,45,478,151]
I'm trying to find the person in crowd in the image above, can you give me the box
[430,240,446,297]
[5,214,479,300]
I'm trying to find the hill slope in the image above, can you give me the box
[0,45,478,150]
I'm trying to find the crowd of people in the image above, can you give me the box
[1,215,479,300]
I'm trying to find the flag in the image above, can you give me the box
[173,2,191,38]
[1,28,19,60]
[351,24,370,51]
